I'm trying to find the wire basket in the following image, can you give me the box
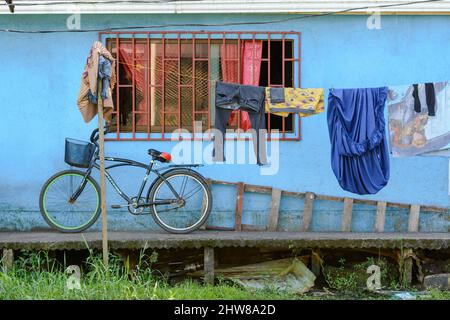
[64,138,96,168]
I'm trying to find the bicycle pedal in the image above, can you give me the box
[111,205,122,209]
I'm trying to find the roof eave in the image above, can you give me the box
[2,0,450,14]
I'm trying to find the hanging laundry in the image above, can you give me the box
[222,41,263,130]
[87,55,112,104]
[328,87,390,195]
[269,87,285,103]
[213,81,267,165]
[412,83,436,116]
[265,87,324,117]
[387,81,450,157]
[77,41,116,123]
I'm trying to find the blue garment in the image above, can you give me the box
[88,55,112,104]
[327,87,390,195]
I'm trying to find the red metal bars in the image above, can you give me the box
[99,31,301,142]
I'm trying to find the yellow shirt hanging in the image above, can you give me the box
[265,87,325,117]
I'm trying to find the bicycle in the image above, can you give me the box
[39,126,212,234]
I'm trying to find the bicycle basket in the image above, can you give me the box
[64,138,96,168]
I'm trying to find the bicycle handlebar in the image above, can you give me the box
[90,125,110,145]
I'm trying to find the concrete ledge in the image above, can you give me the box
[0,231,449,251]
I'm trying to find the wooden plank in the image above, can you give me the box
[211,180,448,213]
[341,198,353,232]
[242,224,267,232]
[311,250,321,276]
[375,201,387,233]
[268,188,282,231]
[205,225,235,231]
[210,180,238,186]
[97,79,109,268]
[281,190,306,198]
[302,192,315,231]
[235,182,244,231]
[2,249,13,271]
[408,205,421,232]
[315,194,345,202]
[402,249,414,287]
[200,179,211,230]
[204,247,215,285]
[244,184,272,194]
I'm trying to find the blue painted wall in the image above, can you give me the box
[0,14,449,232]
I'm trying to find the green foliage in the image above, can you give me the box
[0,250,302,300]
[324,256,400,292]
[418,288,450,300]
[0,251,446,300]
[324,258,360,292]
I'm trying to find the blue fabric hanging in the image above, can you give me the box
[327,87,390,195]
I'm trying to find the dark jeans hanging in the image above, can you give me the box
[412,83,436,116]
[213,81,268,165]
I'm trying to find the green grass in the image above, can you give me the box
[0,251,448,300]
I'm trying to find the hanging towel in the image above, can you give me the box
[265,88,324,117]
[77,41,116,123]
[327,87,390,195]
[387,82,450,157]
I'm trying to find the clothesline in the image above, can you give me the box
[118,60,448,90]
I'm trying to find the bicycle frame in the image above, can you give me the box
[69,153,201,208]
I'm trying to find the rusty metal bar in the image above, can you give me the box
[192,34,196,137]
[282,34,286,140]
[177,33,182,138]
[162,34,166,139]
[132,35,136,139]
[207,33,211,136]
[100,31,300,141]
[147,35,151,139]
[267,33,271,140]
[115,34,120,140]
[298,32,302,141]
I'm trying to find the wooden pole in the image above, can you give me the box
[204,247,215,285]
[97,77,109,269]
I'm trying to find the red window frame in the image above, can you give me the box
[99,31,301,141]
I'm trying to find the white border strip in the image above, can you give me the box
[2,0,450,14]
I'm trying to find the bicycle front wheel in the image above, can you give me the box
[147,169,212,234]
[39,170,101,233]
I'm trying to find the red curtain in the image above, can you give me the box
[119,44,148,126]
[118,41,263,130]
[220,41,263,130]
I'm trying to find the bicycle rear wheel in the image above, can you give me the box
[39,170,101,233]
[147,169,212,234]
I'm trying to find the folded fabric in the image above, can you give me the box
[269,87,285,103]
[215,81,265,113]
[265,87,324,117]
[387,81,450,157]
[88,55,113,104]
[77,41,116,124]
[327,87,390,195]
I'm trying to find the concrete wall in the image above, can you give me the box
[0,14,449,231]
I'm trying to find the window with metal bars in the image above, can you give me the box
[101,31,301,141]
